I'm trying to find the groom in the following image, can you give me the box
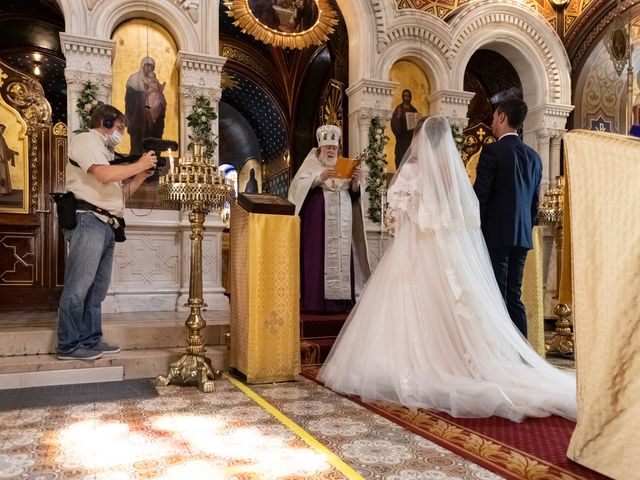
[473,98,542,337]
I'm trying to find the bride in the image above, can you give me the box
[318,116,576,422]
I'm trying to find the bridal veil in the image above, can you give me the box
[318,116,576,422]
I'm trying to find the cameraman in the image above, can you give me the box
[57,104,156,360]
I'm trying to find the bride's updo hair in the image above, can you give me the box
[414,116,429,133]
[412,115,450,149]
[423,116,450,148]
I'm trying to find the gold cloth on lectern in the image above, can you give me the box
[230,203,301,383]
[466,149,545,354]
[564,130,640,479]
[522,226,545,356]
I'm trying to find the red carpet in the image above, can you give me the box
[301,365,610,480]
[300,312,347,364]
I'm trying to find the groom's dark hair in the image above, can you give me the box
[496,99,528,130]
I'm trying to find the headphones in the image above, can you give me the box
[102,117,115,129]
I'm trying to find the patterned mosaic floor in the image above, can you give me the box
[0,375,503,479]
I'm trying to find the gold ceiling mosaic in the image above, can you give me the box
[396,0,593,37]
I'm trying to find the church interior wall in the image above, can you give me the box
[572,9,640,134]
[448,6,570,106]
[79,0,203,54]
[463,50,522,128]
[1,0,632,314]
[574,41,628,133]
[374,37,449,92]
[332,0,379,84]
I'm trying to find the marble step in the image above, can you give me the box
[0,346,229,388]
[0,310,231,388]
[0,310,230,356]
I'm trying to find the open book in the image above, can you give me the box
[405,112,419,130]
[334,156,360,179]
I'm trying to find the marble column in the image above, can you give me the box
[536,129,552,194]
[550,132,563,181]
[427,89,475,129]
[59,33,115,135]
[176,51,226,163]
[345,78,394,246]
[526,104,573,193]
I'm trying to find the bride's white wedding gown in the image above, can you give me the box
[318,117,576,422]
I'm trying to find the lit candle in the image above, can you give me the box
[168,148,174,175]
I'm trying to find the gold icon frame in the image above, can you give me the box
[224,0,338,50]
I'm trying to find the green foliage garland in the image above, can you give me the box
[359,117,389,224]
[75,82,102,133]
[359,119,462,224]
[451,123,465,153]
[186,96,218,159]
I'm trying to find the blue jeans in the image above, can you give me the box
[57,212,115,354]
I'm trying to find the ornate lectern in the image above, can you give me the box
[230,194,300,383]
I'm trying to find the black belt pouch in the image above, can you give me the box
[51,192,77,230]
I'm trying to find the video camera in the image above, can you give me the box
[111,137,179,170]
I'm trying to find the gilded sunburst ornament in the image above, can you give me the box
[224,0,338,49]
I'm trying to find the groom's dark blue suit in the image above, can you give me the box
[473,134,542,337]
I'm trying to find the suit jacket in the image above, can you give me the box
[473,134,542,249]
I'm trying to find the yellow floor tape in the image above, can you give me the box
[226,374,364,480]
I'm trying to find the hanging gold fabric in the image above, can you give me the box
[564,130,640,479]
[230,203,301,383]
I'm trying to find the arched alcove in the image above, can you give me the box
[464,49,522,127]
[218,101,262,170]
[449,1,571,108]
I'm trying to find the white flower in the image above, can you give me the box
[84,104,92,112]
[201,115,207,122]
[92,99,98,106]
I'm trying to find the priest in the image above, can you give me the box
[288,124,370,314]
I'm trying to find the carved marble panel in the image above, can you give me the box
[0,233,35,285]
[102,209,229,313]
[112,234,180,288]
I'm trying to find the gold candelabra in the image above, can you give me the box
[537,175,574,356]
[154,143,235,392]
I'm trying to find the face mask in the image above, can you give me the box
[107,130,123,147]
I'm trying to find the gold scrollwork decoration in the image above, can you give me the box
[224,0,338,50]
[0,60,51,214]
[52,122,67,137]
[221,45,270,79]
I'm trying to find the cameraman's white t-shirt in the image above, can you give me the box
[66,129,124,217]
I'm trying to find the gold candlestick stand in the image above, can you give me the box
[537,175,574,356]
[154,143,234,392]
